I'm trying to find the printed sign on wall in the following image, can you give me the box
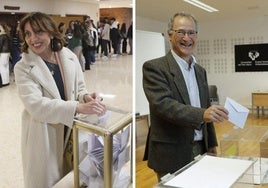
[235,43,268,72]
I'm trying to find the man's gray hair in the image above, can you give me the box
[167,12,199,35]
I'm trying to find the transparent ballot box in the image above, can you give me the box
[154,155,254,188]
[220,126,268,185]
[72,107,132,188]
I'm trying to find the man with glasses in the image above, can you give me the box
[142,12,229,181]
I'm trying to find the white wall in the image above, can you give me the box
[0,0,99,22]
[198,17,268,107]
[136,16,170,52]
[136,30,166,115]
[137,15,268,108]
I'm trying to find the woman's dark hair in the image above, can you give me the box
[19,12,66,52]
[72,23,83,39]
[120,23,126,33]
[58,22,65,33]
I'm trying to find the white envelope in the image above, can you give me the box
[224,97,249,128]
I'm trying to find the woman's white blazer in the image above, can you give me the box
[14,47,88,188]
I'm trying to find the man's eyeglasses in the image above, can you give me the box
[172,29,197,37]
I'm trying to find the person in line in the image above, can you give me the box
[110,17,120,56]
[127,22,132,55]
[96,21,103,58]
[84,15,91,23]
[65,20,74,43]
[101,18,110,60]
[0,22,11,87]
[67,22,85,71]
[81,21,91,70]
[10,20,21,72]
[58,22,65,34]
[81,21,95,70]
[57,22,68,47]
[88,20,98,64]
[14,12,106,188]
[142,12,229,181]
[120,23,127,55]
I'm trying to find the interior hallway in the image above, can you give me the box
[0,54,132,188]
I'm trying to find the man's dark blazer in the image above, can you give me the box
[142,51,218,173]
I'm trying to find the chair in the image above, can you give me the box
[208,85,219,105]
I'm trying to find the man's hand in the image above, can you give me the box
[203,105,229,123]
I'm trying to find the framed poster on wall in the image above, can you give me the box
[235,43,268,72]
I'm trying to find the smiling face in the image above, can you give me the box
[169,16,197,62]
[20,12,65,53]
[24,22,52,58]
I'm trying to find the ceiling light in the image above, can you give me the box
[183,0,218,12]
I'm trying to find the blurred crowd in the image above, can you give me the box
[0,15,133,87]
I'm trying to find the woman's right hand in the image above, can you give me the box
[76,99,106,116]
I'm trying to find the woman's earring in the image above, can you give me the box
[51,38,62,51]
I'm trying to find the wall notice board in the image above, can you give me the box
[136,30,166,116]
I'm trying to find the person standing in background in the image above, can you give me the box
[120,23,127,55]
[0,22,11,87]
[81,21,92,70]
[110,17,120,56]
[58,22,65,34]
[14,12,106,188]
[89,20,98,64]
[65,20,75,43]
[84,15,91,23]
[96,21,103,58]
[67,22,85,71]
[116,24,121,55]
[127,21,132,55]
[142,12,229,181]
[10,21,21,73]
[101,18,110,60]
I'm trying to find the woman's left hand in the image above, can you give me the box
[84,92,102,103]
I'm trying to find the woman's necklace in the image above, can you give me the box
[45,61,58,76]
[43,52,58,75]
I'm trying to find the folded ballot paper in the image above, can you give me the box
[224,97,249,128]
[78,111,131,188]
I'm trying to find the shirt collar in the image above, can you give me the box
[171,50,196,70]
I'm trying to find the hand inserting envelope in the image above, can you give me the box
[224,97,249,128]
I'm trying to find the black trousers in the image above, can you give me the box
[101,39,109,56]
[122,38,127,53]
[83,47,91,70]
